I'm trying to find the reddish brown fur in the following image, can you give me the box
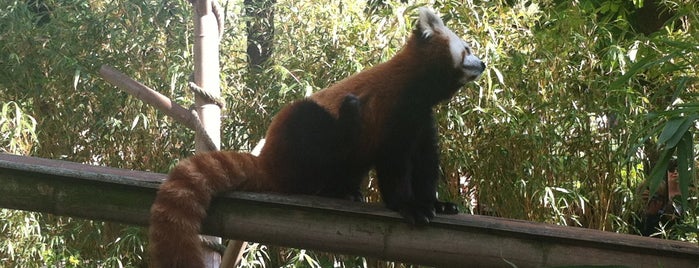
[311,31,462,157]
[149,152,270,268]
[149,8,482,267]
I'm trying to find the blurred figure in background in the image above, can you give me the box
[635,159,695,237]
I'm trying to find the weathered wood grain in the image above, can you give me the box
[1,153,698,267]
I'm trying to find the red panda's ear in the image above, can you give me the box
[416,7,444,40]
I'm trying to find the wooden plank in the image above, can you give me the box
[1,153,698,267]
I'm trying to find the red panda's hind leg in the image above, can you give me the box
[261,94,365,197]
[337,94,362,158]
[330,94,364,201]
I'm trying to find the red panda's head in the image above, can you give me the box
[412,8,485,89]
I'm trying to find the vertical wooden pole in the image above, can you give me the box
[193,0,221,153]
[193,0,222,267]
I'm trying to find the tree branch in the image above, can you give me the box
[99,65,200,131]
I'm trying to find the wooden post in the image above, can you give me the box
[192,0,223,266]
[193,0,221,152]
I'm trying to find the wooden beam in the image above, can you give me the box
[1,153,698,267]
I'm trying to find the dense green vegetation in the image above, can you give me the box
[1,0,697,266]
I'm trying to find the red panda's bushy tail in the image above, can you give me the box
[148,151,269,268]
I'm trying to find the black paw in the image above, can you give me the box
[397,203,436,226]
[434,201,459,214]
[345,190,364,202]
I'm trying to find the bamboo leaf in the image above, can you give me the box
[73,68,81,91]
[658,115,698,149]
[657,117,686,147]
[647,149,672,200]
[676,131,693,210]
[610,50,684,89]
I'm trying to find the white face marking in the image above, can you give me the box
[418,8,484,84]
[444,27,484,84]
[447,30,465,68]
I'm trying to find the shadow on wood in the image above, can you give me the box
[0,153,698,267]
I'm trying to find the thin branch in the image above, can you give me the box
[99,65,199,131]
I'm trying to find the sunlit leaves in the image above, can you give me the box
[0,101,38,155]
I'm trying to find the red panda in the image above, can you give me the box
[149,7,485,267]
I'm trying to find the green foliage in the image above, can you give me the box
[1,0,699,266]
[432,0,698,238]
[1,211,146,267]
[1,0,188,266]
[622,35,699,218]
[0,101,37,154]
[0,101,42,266]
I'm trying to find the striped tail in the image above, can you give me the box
[148,151,268,268]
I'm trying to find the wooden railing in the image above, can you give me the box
[1,153,698,267]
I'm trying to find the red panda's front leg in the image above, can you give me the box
[375,110,437,225]
[410,114,459,215]
[409,113,441,213]
[376,158,434,225]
